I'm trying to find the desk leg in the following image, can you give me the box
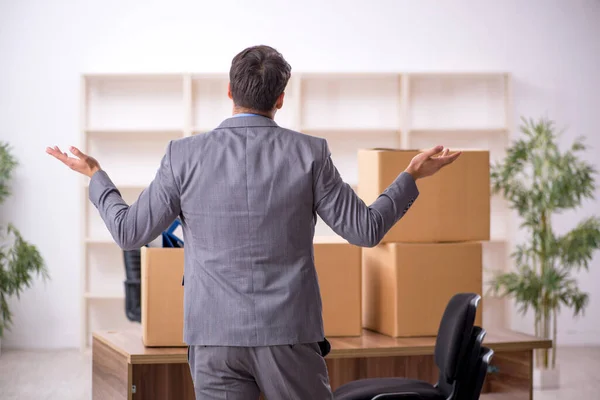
[92,339,132,400]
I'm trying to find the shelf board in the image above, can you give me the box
[84,292,124,300]
[408,128,507,134]
[84,73,184,80]
[85,128,184,136]
[407,71,508,78]
[83,182,148,190]
[302,128,400,135]
[85,238,116,245]
[300,72,399,79]
[191,73,228,79]
[191,127,214,134]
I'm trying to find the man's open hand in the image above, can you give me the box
[46,146,101,178]
[405,145,461,180]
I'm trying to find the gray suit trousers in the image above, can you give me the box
[188,343,333,399]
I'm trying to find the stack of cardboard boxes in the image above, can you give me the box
[140,148,490,346]
[358,149,489,337]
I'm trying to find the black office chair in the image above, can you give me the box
[375,326,488,400]
[334,293,481,400]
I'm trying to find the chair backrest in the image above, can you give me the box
[434,293,480,396]
[452,326,487,399]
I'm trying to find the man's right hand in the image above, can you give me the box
[404,145,462,180]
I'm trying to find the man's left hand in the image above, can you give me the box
[46,146,101,178]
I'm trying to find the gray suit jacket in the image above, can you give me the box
[89,115,419,346]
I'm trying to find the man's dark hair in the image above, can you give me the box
[229,45,291,112]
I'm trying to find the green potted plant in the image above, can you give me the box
[489,117,600,389]
[0,142,48,355]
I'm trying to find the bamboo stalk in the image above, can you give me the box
[535,312,540,367]
[540,212,549,369]
[552,306,557,368]
[543,307,550,368]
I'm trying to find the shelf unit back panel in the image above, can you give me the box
[482,240,510,328]
[408,74,507,130]
[87,77,185,130]
[192,75,300,132]
[490,195,510,241]
[86,132,179,187]
[87,244,127,296]
[482,241,509,284]
[301,75,400,130]
[482,296,508,328]
[274,76,299,129]
[87,300,139,345]
[192,75,231,131]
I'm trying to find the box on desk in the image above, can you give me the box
[140,239,361,345]
[314,236,362,337]
[357,149,490,243]
[362,242,483,337]
[141,247,185,347]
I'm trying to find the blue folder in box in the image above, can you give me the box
[162,219,184,248]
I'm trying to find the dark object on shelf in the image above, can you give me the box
[121,220,183,323]
[123,249,141,322]
[124,279,141,322]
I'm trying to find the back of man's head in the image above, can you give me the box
[229,45,291,113]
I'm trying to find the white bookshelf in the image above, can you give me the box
[80,72,512,349]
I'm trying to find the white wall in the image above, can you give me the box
[1,0,599,348]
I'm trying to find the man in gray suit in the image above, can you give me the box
[47,45,460,399]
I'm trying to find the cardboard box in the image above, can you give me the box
[362,242,483,337]
[141,247,185,347]
[140,240,360,345]
[358,149,490,243]
[314,236,362,336]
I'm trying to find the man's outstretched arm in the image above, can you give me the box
[46,142,181,250]
[314,143,460,247]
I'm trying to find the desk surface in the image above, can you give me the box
[93,328,552,365]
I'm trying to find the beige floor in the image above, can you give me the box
[0,346,599,399]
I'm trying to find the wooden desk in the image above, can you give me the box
[92,329,551,400]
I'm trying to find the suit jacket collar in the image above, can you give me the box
[217,115,279,129]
